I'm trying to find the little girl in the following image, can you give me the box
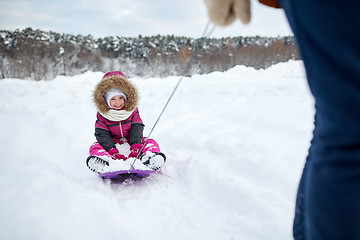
[86,71,166,174]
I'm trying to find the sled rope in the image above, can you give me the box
[130,21,216,170]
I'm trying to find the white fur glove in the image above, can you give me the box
[204,0,251,26]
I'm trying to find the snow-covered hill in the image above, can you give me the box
[0,61,314,240]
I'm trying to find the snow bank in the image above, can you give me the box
[0,60,314,240]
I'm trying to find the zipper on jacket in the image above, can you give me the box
[119,122,124,138]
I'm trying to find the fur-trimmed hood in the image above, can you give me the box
[93,71,139,113]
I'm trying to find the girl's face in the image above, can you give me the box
[109,95,126,110]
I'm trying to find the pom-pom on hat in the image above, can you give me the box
[104,88,127,107]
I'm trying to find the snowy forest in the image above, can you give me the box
[0,28,299,80]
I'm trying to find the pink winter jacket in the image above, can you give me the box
[94,108,145,152]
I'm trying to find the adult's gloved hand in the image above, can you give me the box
[129,144,143,159]
[203,0,251,26]
[108,148,127,160]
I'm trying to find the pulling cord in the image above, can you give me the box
[129,21,216,170]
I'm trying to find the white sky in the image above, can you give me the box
[0,0,293,38]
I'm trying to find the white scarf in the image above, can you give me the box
[99,109,134,122]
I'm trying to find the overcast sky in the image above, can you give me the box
[0,0,293,38]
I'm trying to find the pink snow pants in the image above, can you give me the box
[89,138,161,159]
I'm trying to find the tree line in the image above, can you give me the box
[0,28,299,80]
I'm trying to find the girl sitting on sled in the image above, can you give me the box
[86,71,166,174]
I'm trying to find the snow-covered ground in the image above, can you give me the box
[0,60,314,240]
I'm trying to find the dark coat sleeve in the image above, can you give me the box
[94,112,116,152]
[130,122,145,145]
[95,128,116,152]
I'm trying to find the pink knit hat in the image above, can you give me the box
[103,71,125,78]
